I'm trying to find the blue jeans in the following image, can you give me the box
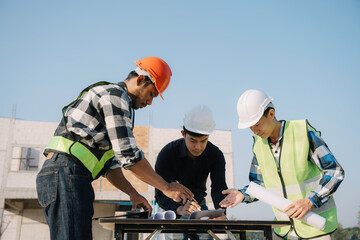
[36,153,95,240]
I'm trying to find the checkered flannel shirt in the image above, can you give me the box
[61,82,144,171]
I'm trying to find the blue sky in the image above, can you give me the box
[1,0,359,228]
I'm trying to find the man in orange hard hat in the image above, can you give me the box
[36,56,194,240]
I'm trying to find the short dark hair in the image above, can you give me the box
[183,126,207,138]
[125,70,153,86]
[263,107,274,117]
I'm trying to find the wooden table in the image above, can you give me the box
[98,218,291,240]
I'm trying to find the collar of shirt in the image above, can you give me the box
[268,120,285,165]
[268,120,285,146]
[178,138,208,159]
[117,81,134,108]
[117,81,135,128]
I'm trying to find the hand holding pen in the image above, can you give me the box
[176,196,201,216]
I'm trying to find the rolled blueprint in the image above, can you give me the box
[151,210,176,220]
[164,210,176,220]
[245,182,326,230]
[153,212,164,219]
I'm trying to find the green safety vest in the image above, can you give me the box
[253,120,337,239]
[46,136,115,179]
[45,81,116,179]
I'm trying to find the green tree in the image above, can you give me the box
[334,223,347,239]
[334,224,360,240]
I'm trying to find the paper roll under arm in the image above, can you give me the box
[245,182,326,230]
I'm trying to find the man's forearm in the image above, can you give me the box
[106,168,138,196]
[129,158,169,192]
[155,190,181,212]
[107,167,153,213]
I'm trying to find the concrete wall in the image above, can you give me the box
[0,118,58,239]
[93,202,117,240]
[1,204,114,240]
[0,118,16,239]
[1,209,50,240]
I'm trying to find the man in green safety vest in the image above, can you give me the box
[36,56,194,240]
[219,89,344,240]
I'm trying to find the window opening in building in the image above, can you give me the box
[11,147,40,171]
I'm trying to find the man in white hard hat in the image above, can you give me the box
[155,104,228,239]
[219,89,344,240]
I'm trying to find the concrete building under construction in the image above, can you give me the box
[0,117,234,240]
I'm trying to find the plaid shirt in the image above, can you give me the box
[240,120,344,208]
[53,81,144,171]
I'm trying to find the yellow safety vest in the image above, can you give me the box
[46,136,115,179]
[253,120,337,239]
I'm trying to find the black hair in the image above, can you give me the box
[183,126,207,138]
[263,107,274,117]
[125,70,153,86]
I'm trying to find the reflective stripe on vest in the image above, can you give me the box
[253,120,337,238]
[46,136,115,179]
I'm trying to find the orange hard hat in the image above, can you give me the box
[135,56,172,99]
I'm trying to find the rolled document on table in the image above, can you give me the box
[245,182,326,230]
[151,210,176,220]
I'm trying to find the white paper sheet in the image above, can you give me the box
[245,182,326,230]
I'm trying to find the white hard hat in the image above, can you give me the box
[183,104,215,135]
[237,89,274,129]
